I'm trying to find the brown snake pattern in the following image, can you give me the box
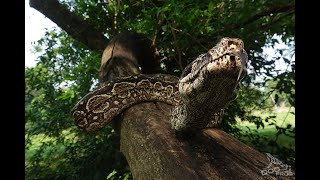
[72,74,181,132]
[71,37,248,133]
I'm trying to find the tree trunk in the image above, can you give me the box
[118,102,281,179]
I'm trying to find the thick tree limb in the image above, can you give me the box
[228,5,295,30]
[119,103,283,179]
[261,10,295,30]
[29,0,109,51]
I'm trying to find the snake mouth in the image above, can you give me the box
[206,51,247,80]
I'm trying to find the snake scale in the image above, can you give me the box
[71,37,248,133]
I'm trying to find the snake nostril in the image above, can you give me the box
[230,56,235,61]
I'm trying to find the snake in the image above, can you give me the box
[71,37,248,133]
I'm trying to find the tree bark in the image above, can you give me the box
[119,103,282,179]
[29,0,109,51]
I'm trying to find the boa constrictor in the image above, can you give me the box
[71,37,248,133]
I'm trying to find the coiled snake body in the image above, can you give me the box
[72,37,248,133]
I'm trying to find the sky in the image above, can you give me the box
[25,1,294,74]
[25,0,57,67]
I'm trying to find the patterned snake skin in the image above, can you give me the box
[71,37,248,133]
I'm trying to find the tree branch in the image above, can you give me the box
[29,0,109,51]
[261,10,295,30]
[228,4,295,30]
[119,103,283,179]
[170,26,184,71]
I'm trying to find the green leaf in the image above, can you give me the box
[106,170,117,180]
[208,2,214,11]
[123,4,129,10]
[161,25,168,32]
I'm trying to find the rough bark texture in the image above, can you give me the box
[29,0,108,51]
[98,31,161,84]
[119,103,280,179]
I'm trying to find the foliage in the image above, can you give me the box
[25,30,131,179]
[26,0,295,179]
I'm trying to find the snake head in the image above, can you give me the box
[179,37,248,96]
[206,38,248,81]
[221,38,248,82]
[172,38,249,132]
